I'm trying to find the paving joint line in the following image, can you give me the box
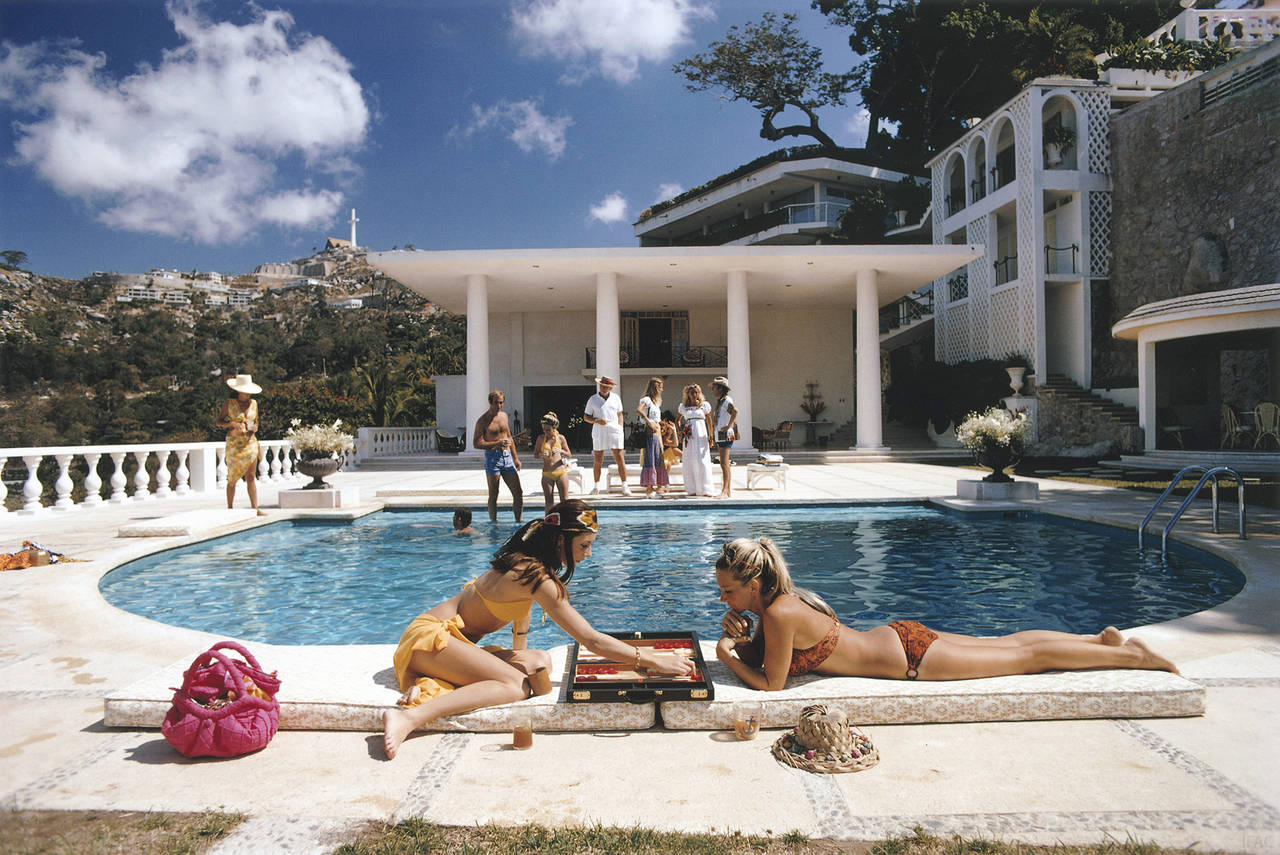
[391,732,472,823]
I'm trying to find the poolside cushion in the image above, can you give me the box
[105,643,654,733]
[658,642,1204,728]
[117,509,261,537]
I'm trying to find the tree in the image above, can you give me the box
[812,0,1186,161]
[1,250,28,268]
[674,11,855,150]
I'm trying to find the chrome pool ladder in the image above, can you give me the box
[1138,465,1247,553]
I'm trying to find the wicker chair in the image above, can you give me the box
[1220,405,1252,449]
[760,420,793,450]
[435,428,464,453]
[1254,402,1279,450]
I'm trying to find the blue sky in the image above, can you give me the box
[0,0,867,279]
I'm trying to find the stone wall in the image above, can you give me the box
[1033,389,1144,456]
[1102,47,1280,387]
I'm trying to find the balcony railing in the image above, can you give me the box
[970,177,986,203]
[1045,243,1079,275]
[880,290,935,334]
[777,201,851,226]
[993,254,1019,286]
[948,274,969,302]
[1148,8,1279,46]
[585,344,728,370]
[1,440,309,515]
[945,193,965,217]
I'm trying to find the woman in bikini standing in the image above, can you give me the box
[713,537,1178,691]
[383,499,694,758]
[533,412,572,513]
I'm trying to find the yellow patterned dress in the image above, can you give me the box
[223,399,260,483]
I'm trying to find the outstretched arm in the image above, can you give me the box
[534,584,692,676]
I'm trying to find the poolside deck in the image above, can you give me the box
[2,460,1278,853]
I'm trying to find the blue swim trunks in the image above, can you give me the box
[484,448,517,475]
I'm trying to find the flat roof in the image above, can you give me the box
[368,245,981,314]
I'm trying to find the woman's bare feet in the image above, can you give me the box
[1125,637,1180,674]
[383,707,416,759]
[1098,626,1124,646]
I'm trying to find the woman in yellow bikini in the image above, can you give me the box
[383,499,694,759]
[533,412,572,513]
[713,537,1179,691]
[215,374,265,516]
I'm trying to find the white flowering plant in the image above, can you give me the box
[955,406,1030,452]
[285,418,355,459]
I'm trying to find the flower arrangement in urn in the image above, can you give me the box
[955,406,1031,483]
[800,381,826,422]
[285,419,354,460]
[285,419,354,489]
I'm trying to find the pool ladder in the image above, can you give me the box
[1139,465,1247,553]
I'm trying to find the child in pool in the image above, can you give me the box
[713,537,1179,691]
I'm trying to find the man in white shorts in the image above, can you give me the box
[584,375,630,495]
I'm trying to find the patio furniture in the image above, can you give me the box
[1220,405,1252,449]
[760,421,793,450]
[1254,402,1280,450]
[746,462,789,491]
[435,428,465,453]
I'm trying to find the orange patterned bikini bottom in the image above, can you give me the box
[888,620,939,680]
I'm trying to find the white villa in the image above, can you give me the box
[368,245,978,453]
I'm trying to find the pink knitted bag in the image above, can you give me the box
[161,641,281,758]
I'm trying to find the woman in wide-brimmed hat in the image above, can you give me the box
[709,377,738,498]
[216,374,265,515]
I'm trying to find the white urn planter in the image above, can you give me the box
[1005,366,1027,395]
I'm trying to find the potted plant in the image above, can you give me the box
[1042,125,1075,167]
[285,418,355,489]
[1003,353,1031,395]
[955,406,1031,483]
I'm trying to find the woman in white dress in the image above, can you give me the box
[678,384,715,497]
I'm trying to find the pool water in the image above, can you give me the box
[99,506,1244,648]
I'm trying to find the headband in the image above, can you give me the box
[520,507,599,541]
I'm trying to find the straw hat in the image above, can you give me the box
[594,376,616,387]
[226,374,262,394]
[711,376,731,392]
[771,704,878,774]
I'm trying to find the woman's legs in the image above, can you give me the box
[555,476,568,505]
[541,478,555,513]
[717,446,732,498]
[918,630,1177,681]
[383,643,546,759]
[225,480,237,509]
[244,471,263,515]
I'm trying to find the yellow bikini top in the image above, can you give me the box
[463,577,532,623]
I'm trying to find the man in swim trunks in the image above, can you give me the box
[473,389,523,523]
[584,376,630,495]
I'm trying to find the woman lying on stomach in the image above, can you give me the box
[384,499,693,759]
[714,537,1178,691]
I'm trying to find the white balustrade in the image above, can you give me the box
[1,440,305,517]
[353,426,437,464]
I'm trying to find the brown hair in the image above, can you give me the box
[643,376,663,403]
[492,499,598,594]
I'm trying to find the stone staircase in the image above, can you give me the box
[1035,374,1143,453]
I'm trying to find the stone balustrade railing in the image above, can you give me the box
[353,426,437,463]
[1147,8,1280,46]
[0,440,307,517]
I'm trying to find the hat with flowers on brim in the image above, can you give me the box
[771,704,878,774]
[594,376,616,386]
[226,374,262,394]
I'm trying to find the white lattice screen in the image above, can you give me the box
[967,219,991,358]
[944,304,970,362]
[990,288,1020,360]
[1078,88,1112,175]
[1012,94,1037,360]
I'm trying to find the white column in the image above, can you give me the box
[595,272,621,381]
[726,270,753,451]
[465,273,491,453]
[1139,335,1157,452]
[854,269,887,451]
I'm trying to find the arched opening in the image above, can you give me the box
[945,153,966,216]
[992,120,1016,190]
[968,137,988,202]
[1042,95,1080,170]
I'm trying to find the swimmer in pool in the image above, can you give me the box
[713,537,1179,691]
[383,499,694,759]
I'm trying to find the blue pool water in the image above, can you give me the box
[99,506,1244,648]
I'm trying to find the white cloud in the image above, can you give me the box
[845,107,899,147]
[0,0,369,243]
[588,192,628,224]
[450,98,572,160]
[511,0,713,84]
[654,182,683,203]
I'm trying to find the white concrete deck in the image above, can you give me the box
[2,460,1277,853]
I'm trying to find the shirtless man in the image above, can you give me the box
[473,390,522,523]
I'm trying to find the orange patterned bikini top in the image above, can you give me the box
[788,616,842,676]
[464,577,532,623]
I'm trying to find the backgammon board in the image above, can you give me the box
[566,631,713,703]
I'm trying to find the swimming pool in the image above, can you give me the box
[99,505,1243,647]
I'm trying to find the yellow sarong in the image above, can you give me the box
[224,399,260,482]
[392,613,473,705]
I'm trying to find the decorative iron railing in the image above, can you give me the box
[970,177,986,203]
[880,290,935,334]
[585,344,728,370]
[1045,243,1080,275]
[948,274,969,302]
[993,255,1019,285]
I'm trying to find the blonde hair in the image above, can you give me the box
[683,384,702,406]
[644,376,663,402]
[541,412,559,427]
[715,537,834,617]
